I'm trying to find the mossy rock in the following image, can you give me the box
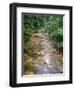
[36,56,43,61]
[24,71,34,75]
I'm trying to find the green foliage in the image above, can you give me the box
[22,15,63,50]
[48,16,63,49]
[23,15,46,32]
[50,28,63,41]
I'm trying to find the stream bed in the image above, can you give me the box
[23,33,63,75]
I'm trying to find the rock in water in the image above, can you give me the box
[23,32,63,75]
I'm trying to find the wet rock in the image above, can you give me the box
[23,32,63,75]
[24,70,34,75]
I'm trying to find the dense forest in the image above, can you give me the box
[22,14,63,75]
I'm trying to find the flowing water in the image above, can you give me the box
[24,32,63,75]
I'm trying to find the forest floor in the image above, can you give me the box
[23,32,63,75]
